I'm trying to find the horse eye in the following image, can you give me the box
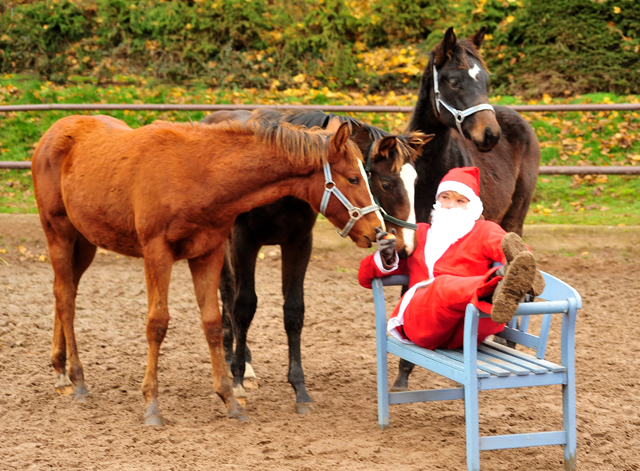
[348,177,360,185]
[381,181,392,191]
[449,79,460,88]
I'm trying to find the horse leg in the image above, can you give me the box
[219,245,258,387]
[219,248,236,367]
[140,240,175,427]
[189,246,248,422]
[499,171,537,236]
[228,238,261,406]
[44,217,96,402]
[390,358,416,392]
[281,234,314,414]
[390,284,416,392]
[242,344,257,389]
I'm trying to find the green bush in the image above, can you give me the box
[485,0,640,97]
[0,0,638,96]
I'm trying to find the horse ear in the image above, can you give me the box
[470,26,486,49]
[375,136,397,160]
[325,116,342,133]
[406,132,434,161]
[329,121,352,161]
[436,27,457,67]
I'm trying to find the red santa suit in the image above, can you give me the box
[358,167,508,350]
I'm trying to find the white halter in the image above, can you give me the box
[432,64,495,135]
[319,161,380,238]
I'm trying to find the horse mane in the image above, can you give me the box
[431,37,489,72]
[255,121,362,169]
[250,109,416,169]
[390,132,428,171]
[152,118,361,170]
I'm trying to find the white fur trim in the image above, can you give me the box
[436,180,479,203]
[387,278,434,344]
[374,250,398,274]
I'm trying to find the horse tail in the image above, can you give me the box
[32,116,85,218]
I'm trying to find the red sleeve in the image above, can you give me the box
[358,251,408,289]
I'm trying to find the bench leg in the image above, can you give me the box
[376,338,390,430]
[562,309,577,471]
[562,363,577,470]
[464,382,481,471]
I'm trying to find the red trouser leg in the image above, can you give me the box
[399,274,503,350]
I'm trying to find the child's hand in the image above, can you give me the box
[375,227,397,265]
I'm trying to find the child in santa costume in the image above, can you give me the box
[358,166,545,350]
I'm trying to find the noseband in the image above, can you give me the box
[319,160,380,238]
[364,143,418,232]
[433,65,495,135]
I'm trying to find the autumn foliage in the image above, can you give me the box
[0,0,638,96]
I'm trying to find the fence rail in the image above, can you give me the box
[2,102,639,173]
[0,103,639,113]
[3,161,638,174]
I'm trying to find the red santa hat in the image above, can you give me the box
[436,166,481,204]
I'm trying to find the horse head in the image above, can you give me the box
[317,119,384,248]
[430,26,501,152]
[360,128,432,257]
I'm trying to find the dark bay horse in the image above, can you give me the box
[31,114,384,425]
[393,26,542,391]
[410,26,540,231]
[202,109,429,413]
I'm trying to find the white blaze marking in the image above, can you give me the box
[399,163,417,255]
[468,63,481,81]
[359,160,385,230]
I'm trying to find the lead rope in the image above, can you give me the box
[432,64,495,136]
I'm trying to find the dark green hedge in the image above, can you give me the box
[0,0,638,96]
[485,0,640,96]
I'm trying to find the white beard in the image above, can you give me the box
[424,201,482,277]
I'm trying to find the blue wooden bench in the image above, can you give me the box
[372,271,581,471]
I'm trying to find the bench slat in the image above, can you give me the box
[483,340,566,373]
[388,337,491,379]
[475,351,532,376]
[477,345,549,374]
[435,349,511,377]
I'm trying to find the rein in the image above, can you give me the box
[319,160,380,238]
[433,64,495,136]
[364,143,418,232]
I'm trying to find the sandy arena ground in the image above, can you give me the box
[1,214,639,470]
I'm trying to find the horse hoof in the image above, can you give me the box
[232,384,247,399]
[55,385,75,397]
[295,402,314,415]
[74,385,90,402]
[243,364,258,389]
[55,373,74,396]
[390,385,408,392]
[144,415,164,427]
[243,377,259,390]
[231,412,249,422]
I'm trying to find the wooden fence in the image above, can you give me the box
[1,102,639,174]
